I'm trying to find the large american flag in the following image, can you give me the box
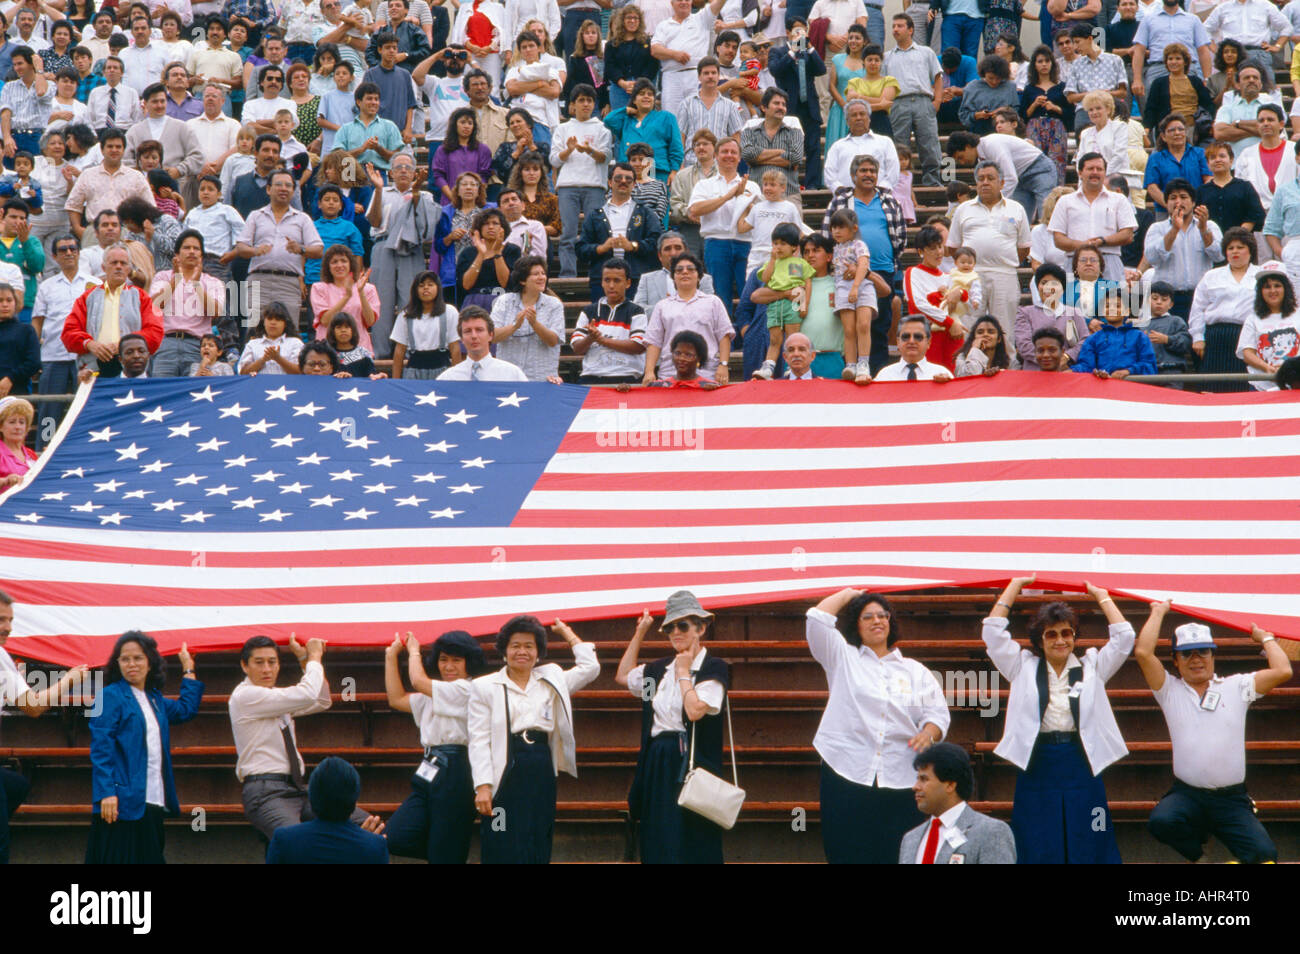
[2,374,1298,665]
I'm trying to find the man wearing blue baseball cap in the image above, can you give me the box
[1134,602,1292,863]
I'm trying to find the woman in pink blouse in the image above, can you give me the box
[0,398,38,488]
[310,244,381,353]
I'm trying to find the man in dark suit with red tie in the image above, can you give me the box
[900,742,1016,864]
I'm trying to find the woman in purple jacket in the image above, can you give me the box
[430,108,493,206]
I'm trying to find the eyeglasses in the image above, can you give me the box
[664,619,697,633]
[611,174,634,183]
[1041,627,1075,639]
[56,245,79,254]
[898,332,927,341]
[859,612,890,621]
[673,265,698,273]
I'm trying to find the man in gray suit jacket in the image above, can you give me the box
[124,83,205,206]
[900,742,1016,864]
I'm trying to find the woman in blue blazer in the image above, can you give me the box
[86,631,203,864]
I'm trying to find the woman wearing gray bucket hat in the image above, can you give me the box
[616,589,732,863]
[384,630,489,864]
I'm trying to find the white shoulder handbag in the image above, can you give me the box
[676,697,746,830]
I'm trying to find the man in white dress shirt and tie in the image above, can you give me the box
[1136,603,1292,863]
[900,742,1016,864]
[874,315,954,381]
[437,307,528,381]
[229,634,378,840]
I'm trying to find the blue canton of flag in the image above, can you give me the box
[6,378,589,531]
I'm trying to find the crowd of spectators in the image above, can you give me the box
[0,0,1292,434]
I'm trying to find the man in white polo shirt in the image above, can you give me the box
[947,160,1029,336]
[1046,152,1137,283]
[650,0,727,117]
[1135,602,1292,863]
[824,99,899,193]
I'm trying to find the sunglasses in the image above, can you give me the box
[55,245,79,254]
[898,332,927,341]
[664,619,698,634]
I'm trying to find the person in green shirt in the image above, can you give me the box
[333,82,406,173]
[752,222,813,380]
[0,199,44,323]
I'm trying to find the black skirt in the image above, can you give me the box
[637,732,724,864]
[1198,323,1250,392]
[85,804,166,865]
[480,732,556,864]
[820,762,923,864]
[385,744,476,864]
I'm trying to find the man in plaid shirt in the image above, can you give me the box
[72,48,106,103]
[821,154,906,374]
[221,0,280,34]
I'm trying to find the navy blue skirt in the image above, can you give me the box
[86,804,166,865]
[480,732,556,865]
[1011,740,1121,864]
[637,732,724,864]
[386,744,476,864]
[820,762,923,864]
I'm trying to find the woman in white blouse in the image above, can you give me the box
[384,630,487,864]
[983,577,1133,864]
[238,302,304,374]
[30,129,72,263]
[806,588,950,864]
[1076,91,1131,182]
[616,589,731,864]
[489,255,564,381]
[468,615,600,863]
[1188,225,1259,392]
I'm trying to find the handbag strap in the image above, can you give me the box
[686,694,739,787]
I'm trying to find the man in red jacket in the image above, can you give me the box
[61,244,163,378]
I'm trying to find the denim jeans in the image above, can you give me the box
[558,185,607,277]
[702,237,750,317]
[863,3,885,47]
[35,359,75,450]
[1012,154,1059,223]
[869,269,895,375]
[733,267,769,379]
[608,83,630,113]
[941,13,984,59]
[150,334,202,377]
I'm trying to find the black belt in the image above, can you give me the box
[407,348,451,370]
[12,128,39,135]
[166,330,200,340]
[244,772,295,783]
[251,269,300,278]
[423,743,467,759]
[1038,731,1079,745]
[511,730,548,745]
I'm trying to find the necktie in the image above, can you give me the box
[471,361,482,380]
[107,85,117,127]
[906,363,919,381]
[921,817,942,864]
[279,716,304,787]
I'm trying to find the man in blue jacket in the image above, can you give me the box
[577,162,662,302]
[267,757,388,864]
[1072,292,1158,378]
[767,20,827,190]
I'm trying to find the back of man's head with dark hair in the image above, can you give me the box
[240,635,277,662]
[945,130,979,156]
[308,756,361,822]
[941,46,963,71]
[913,742,973,802]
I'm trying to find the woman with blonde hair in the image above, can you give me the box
[219,124,260,204]
[1077,90,1131,180]
[605,5,657,113]
[0,398,38,488]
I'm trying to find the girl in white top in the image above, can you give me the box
[1236,267,1300,391]
[468,615,600,864]
[983,576,1133,864]
[391,270,462,379]
[238,302,304,374]
[806,587,950,864]
[384,630,485,864]
[1076,90,1131,181]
